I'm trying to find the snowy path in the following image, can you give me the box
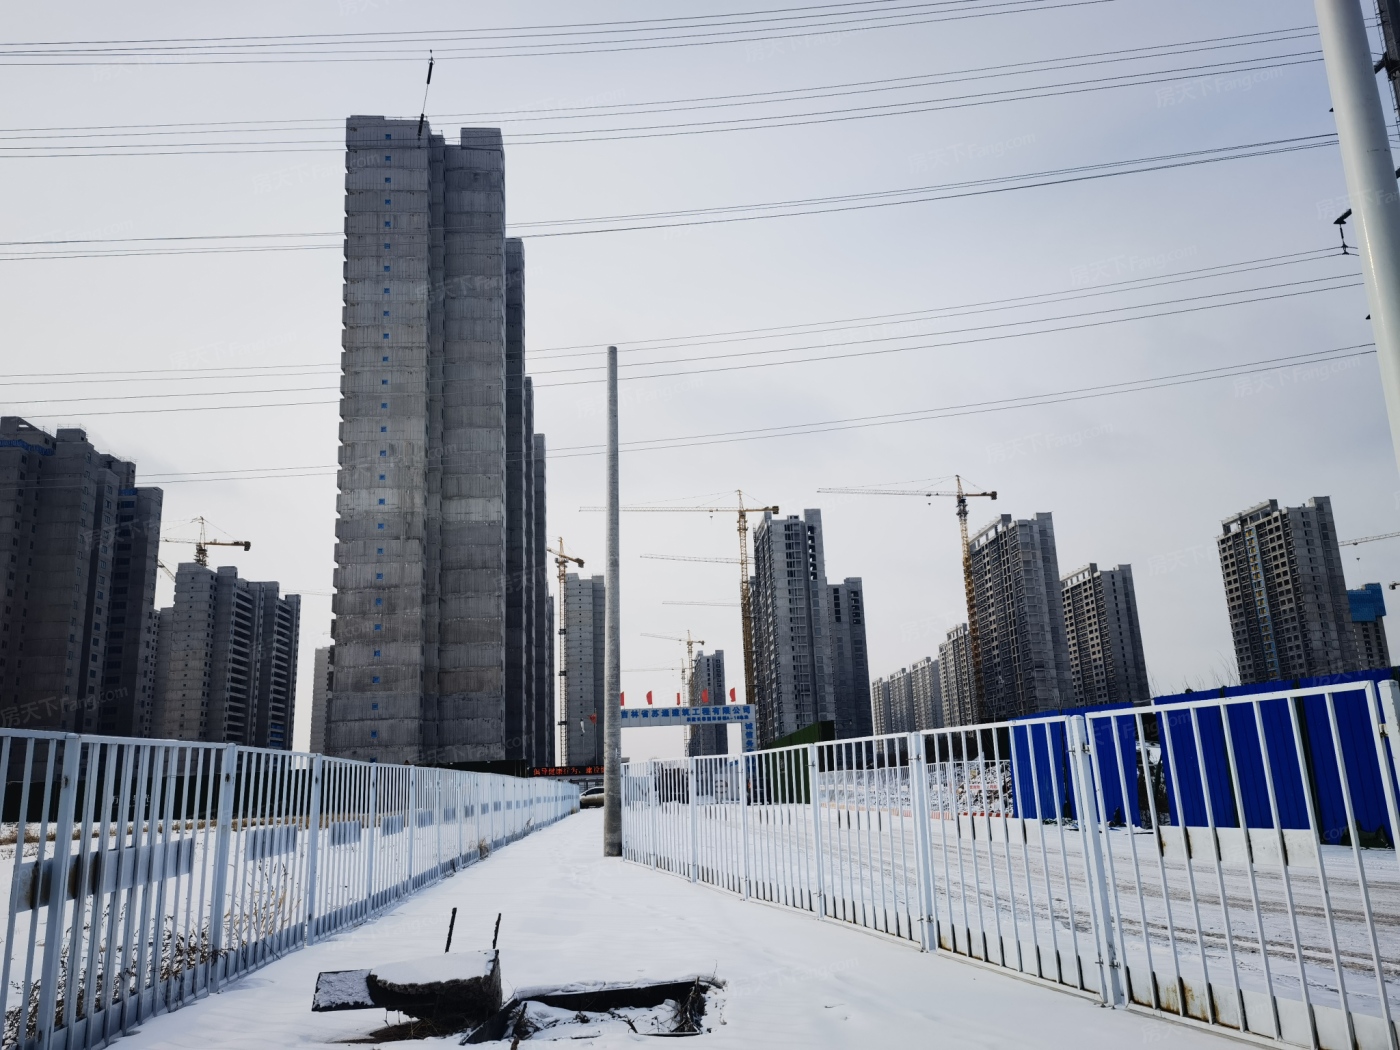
[115,810,1243,1049]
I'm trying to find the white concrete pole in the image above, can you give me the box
[1317,0,1400,473]
[603,346,623,856]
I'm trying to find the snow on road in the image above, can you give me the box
[119,810,1241,1049]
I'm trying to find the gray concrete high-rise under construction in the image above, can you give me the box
[561,573,605,767]
[0,418,163,736]
[329,117,550,769]
[1218,497,1358,685]
[151,564,301,749]
[828,578,873,739]
[938,624,975,727]
[969,513,1074,721]
[1061,563,1151,707]
[688,649,728,757]
[751,510,836,744]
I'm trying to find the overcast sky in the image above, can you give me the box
[4,0,1397,759]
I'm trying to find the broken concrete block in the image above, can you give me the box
[312,970,375,1012]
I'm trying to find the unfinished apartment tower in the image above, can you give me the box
[331,117,548,770]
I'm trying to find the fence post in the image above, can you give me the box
[208,743,239,991]
[1066,716,1123,1007]
[406,767,417,896]
[364,763,379,914]
[1381,680,1400,794]
[807,744,826,918]
[740,754,751,900]
[909,732,937,952]
[304,753,324,945]
[649,761,659,870]
[688,756,699,882]
[35,736,81,1046]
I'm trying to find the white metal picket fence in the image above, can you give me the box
[0,730,578,1050]
[622,679,1400,1050]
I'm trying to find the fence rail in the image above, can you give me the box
[622,678,1400,1050]
[0,731,578,1050]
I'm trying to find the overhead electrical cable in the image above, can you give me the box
[0,1,1122,64]
[0,135,1343,261]
[0,25,1317,141]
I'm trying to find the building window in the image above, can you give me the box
[379,450,387,457]
[384,134,391,140]
[378,498,386,505]
[370,730,378,739]
[384,155,391,161]
[375,598,383,606]
[383,333,389,340]
[376,573,383,580]
[380,426,387,433]
[372,675,380,683]
[372,701,379,709]
[382,355,389,362]
[383,242,390,250]
[381,403,388,409]
[377,523,385,530]
[373,650,380,657]
[384,177,391,183]
[382,378,389,384]
[383,265,390,272]
[377,548,384,555]
[382,310,389,317]
[384,199,391,205]
[378,474,385,481]
[384,220,391,228]
[374,624,382,631]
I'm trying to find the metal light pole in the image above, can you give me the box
[603,346,623,856]
[1316,0,1400,475]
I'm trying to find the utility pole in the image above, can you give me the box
[548,539,585,765]
[603,346,623,857]
[1316,0,1400,475]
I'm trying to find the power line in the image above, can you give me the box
[57,345,1375,482]
[0,271,1360,410]
[0,26,1316,140]
[0,1,1120,64]
[0,135,1343,261]
[2,51,1318,157]
[545,344,1378,458]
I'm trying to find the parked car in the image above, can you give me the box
[579,786,605,809]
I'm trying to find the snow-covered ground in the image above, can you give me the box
[114,810,1242,1049]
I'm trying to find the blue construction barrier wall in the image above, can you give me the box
[1006,670,1398,847]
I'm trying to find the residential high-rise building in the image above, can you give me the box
[1348,583,1390,670]
[909,655,942,730]
[751,510,836,745]
[871,657,942,735]
[828,578,873,739]
[1061,563,1151,707]
[688,649,728,757]
[152,564,300,748]
[561,573,605,767]
[1218,497,1358,685]
[330,117,549,769]
[871,669,915,734]
[310,646,333,753]
[938,624,975,727]
[0,418,163,736]
[969,513,1074,721]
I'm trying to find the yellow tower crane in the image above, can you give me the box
[162,516,251,568]
[819,476,996,723]
[641,630,704,706]
[546,538,586,758]
[585,491,777,706]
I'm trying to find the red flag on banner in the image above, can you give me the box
[729,687,736,703]
[646,691,653,705]
[701,688,709,704]
[620,693,625,706]
[675,693,681,705]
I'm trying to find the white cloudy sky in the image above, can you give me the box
[4,0,1398,759]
